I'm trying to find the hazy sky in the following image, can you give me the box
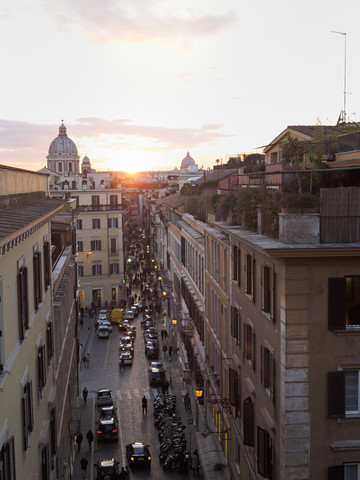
[1,0,359,173]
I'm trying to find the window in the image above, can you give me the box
[22,381,34,450]
[17,266,29,341]
[244,323,256,369]
[261,266,276,320]
[91,195,100,206]
[77,241,83,252]
[91,240,101,251]
[110,195,118,206]
[92,218,101,229]
[41,445,50,480]
[229,368,240,416]
[46,322,54,364]
[38,345,46,393]
[76,219,83,230]
[261,345,275,401]
[110,238,117,254]
[231,306,241,345]
[43,241,51,290]
[243,397,254,446]
[257,427,274,479]
[245,254,256,301]
[328,277,360,330]
[92,264,102,276]
[329,464,360,479]
[328,369,360,418]
[108,218,118,228]
[110,263,119,274]
[0,436,16,480]
[33,251,42,311]
[232,245,241,286]
[78,265,84,277]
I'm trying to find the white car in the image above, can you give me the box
[119,351,133,365]
[98,320,112,332]
[125,310,135,320]
[97,326,110,338]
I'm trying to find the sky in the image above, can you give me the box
[0,0,360,173]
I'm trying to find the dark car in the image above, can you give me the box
[95,458,120,479]
[99,405,118,421]
[126,442,151,468]
[149,366,166,386]
[147,347,159,360]
[97,388,113,407]
[97,417,119,441]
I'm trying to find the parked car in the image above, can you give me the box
[148,366,166,386]
[119,351,133,365]
[97,417,119,441]
[95,458,120,479]
[148,361,164,371]
[130,305,139,317]
[126,442,151,468]
[97,388,113,407]
[147,347,159,360]
[145,340,158,354]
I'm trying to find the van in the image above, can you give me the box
[111,308,123,324]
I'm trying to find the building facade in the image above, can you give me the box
[0,165,78,480]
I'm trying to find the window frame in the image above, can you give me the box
[0,436,16,480]
[244,323,256,370]
[17,265,29,341]
[91,240,101,251]
[22,380,34,450]
[92,264,102,276]
[92,218,101,229]
[33,251,42,312]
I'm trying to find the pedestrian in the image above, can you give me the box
[142,395,148,414]
[82,387,88,404]
[192,449,200,475]
[86,429,94,449]
[163,380,169,395]
[162,344,167,358]
[80,456,88,479]
[161,329,164,340]
[164,329,168,339]
[184,392,191,411]
[76,432,83,452]
[168,345,173,356]
[120,358,125,372]
[119,466,127,480]
[125,465,130,479]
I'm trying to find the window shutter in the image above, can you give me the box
[252,258,256,303]
[252,332,256,371]
[29,380,34,430]
[271,272,276,322]
[328,371,345,418]
[91,240,95,251]
[17,271,24,340]
[243,398,254,446]
[261,266,265,310]
[22,396,27,450]
[328,278,346,331]
[257,427,266,476]
[272,356,276,404]
[328,465,344,480]
[260,345,264,385]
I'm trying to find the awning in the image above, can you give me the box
[195,432,230,480]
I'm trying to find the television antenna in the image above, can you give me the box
[331,31,347,124]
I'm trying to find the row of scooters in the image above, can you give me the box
[153,394,190,471]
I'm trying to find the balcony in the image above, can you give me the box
[75,204,123,213]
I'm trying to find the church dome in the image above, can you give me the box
[82,155,90,164]
[49,122,78,155]
[181,151,195,169]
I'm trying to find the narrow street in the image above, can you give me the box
[76,306,196,480]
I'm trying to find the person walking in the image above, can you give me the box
[119,466,127,480]
[80,456,88,479]
[142,396,148,414]
[120,357,125,372]
[82,387,88,404]
[125,465,130,479]
[76,432,83,452]
[86,429,94,449]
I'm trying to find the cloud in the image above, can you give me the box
[45,0,236,46]
[0,118,234,170]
